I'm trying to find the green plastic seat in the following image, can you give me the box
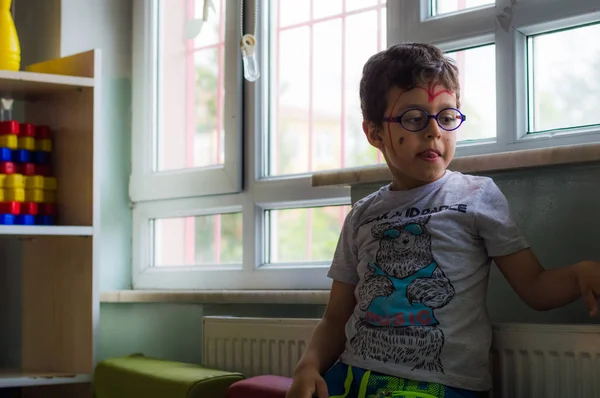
[93,353,244,398]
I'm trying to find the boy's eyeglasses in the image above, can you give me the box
[382,108,466,132]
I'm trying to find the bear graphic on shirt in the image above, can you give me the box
[350,215,455,373]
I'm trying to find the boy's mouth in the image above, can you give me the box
[417,149,441,161]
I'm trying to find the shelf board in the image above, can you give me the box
[0,225,93,236]
[0,371,92,388]
[0,69,94,98]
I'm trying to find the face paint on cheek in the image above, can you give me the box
[387,92,404,156]
[398,137,404,145]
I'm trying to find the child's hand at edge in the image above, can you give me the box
[285,365,329,398]
[574,261,600,316]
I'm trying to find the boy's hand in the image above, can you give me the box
[573,261,600,316]
[285,366,329,398]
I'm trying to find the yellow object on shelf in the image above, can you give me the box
[0,0,20,71]
[43,189,56,203]
[18,136,35,150]
[43,177,57,190]
[25,188,43,203]
[36,138,52,152]
[25,175,44,190]
[5,187,24,201]
[5,173,23,188]
[0,134,17,149]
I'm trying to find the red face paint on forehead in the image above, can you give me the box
[416,81,454,103]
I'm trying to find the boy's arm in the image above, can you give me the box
[494,248,599,315]
[474,179,600,315]
[294,280,356,376]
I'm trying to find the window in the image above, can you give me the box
[153,212,243,267]
[446,44,496,142]
[266,0,387,175]
[266,205,352,264]
[393,0,600,157]
[156,0,226,171]
[131,0,360,290]
[131,0,242,201]
[527,23,600,133]
[131,0,600,290]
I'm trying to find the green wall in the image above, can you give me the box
[98,303,326,363]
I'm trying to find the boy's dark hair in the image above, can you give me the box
[359,42,461,126]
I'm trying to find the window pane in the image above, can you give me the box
[346,0,379,12]
[266,205,351,264]
[528,23,600,132]
[152,212,242,266]
[447,44,496,142]
[267,1,387,176]
[313,0,342,19]
[155,0,226,172]
[431,0,494,16]
[279,0,310,27]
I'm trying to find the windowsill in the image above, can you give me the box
[311,142,600,187]
[100,290,330,305]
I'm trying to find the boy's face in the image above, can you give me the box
[363,81,458,190]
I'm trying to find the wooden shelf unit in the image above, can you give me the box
[0,50,99,397]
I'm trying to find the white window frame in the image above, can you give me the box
[130,0,243,201]
[131,0,350,290]
[389,0,600,159]
[131,0,600,291]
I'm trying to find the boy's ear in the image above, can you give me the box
[363,120,384,150]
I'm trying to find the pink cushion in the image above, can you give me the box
[226,375,293,398]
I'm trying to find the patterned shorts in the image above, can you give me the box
[323,362,486,398]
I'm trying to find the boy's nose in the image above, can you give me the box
[425,118,442,139]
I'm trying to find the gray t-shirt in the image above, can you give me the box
[328,170,529,391]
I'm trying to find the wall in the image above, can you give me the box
[13,0,62,67]
[98,303,325,364]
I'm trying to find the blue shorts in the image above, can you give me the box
[323,362,486,398]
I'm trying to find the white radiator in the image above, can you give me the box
[202,317,317,378]
[202,316,600,398]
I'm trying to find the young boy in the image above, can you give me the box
[286,43,600,398]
